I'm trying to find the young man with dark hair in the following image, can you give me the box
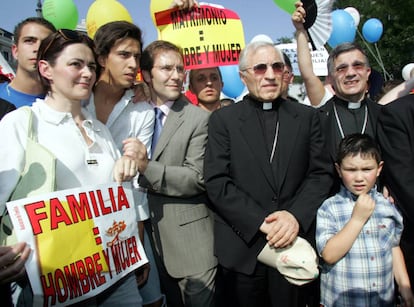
[0,17,55,107]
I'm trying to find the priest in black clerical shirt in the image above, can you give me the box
[317,42,381,193]
[204,40,333,307]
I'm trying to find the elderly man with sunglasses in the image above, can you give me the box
[204,40,333,307]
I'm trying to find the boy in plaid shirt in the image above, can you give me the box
[316,133,413,306]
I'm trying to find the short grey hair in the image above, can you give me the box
[239,41,284,72]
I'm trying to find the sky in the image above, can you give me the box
[1,0,296,46]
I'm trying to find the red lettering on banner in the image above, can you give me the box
[105,236,142,275]
[64,263,82,299]
[88,190,101,216]
[50,198,72,230]
[24,201,47,235]
[24,186,131,234]
[117,186,130,210]
[41,252,106,306]
[97,188,111,215]
[67,193,93,222]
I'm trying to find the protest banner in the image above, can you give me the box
[277,43,329,76]
[6,183,147,306]
[0,53,15,81]
[155,3,245,69]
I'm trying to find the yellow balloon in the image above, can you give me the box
[149,0,171,26]
[86,0,133,38]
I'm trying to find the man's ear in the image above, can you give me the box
[142,70,152,84]
[189,84,194,94]
[377,161,384,177]
[97,55,106,69]
[239,71,247,87]
[335,163,342,178]
[11,44,18,60]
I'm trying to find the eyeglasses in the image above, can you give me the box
[153,64,186,76]
[39,29,92,61]
[243,62,285,75]
[335,62,367,75]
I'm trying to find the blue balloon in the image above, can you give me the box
[362,18,383,43]
[219,65,245,99]
[328,10,356,48]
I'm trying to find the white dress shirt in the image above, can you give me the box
[86,89,155,221]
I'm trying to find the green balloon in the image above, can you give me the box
[273,0,296,15]
[42,0,79,30]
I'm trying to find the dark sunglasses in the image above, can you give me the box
[244,62,285,75]
[39,29,92,60]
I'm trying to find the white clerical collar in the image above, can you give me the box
[348,101,361,109]
[263,102,273,110]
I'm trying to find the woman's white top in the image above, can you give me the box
[0,99,120,215]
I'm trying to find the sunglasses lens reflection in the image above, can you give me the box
[252,62,284,74]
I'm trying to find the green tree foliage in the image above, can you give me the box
[335,0,414,80]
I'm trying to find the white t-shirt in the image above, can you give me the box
[302,86,334,108]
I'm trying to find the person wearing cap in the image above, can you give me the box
[0,17,56,108]
[189,67,223,112]
[316,133,414,307]
[204,40,333,307]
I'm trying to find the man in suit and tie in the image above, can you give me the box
[204,41,333,307]
[135,40,216,307]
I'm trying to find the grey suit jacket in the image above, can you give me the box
[139,97,217,277]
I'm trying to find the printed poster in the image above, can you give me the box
[155,3,245,69]
[6,183,147,306]
[277,43,329,76]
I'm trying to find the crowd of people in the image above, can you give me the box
[0,0,414,306]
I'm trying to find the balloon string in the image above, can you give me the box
[356,29,391,81]
[374,43,392,80]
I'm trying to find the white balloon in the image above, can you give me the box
[344,7,360,27]
[250,34,274,44]
[402,63,414,81]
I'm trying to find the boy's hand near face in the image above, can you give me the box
[352,194,375,225]
[321,193,375,265]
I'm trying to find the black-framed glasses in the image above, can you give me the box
[244,62,285,75]
[39,29,92,61]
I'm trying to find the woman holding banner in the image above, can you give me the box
[0,29,142,306]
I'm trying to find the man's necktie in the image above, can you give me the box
[151,107,164,157]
